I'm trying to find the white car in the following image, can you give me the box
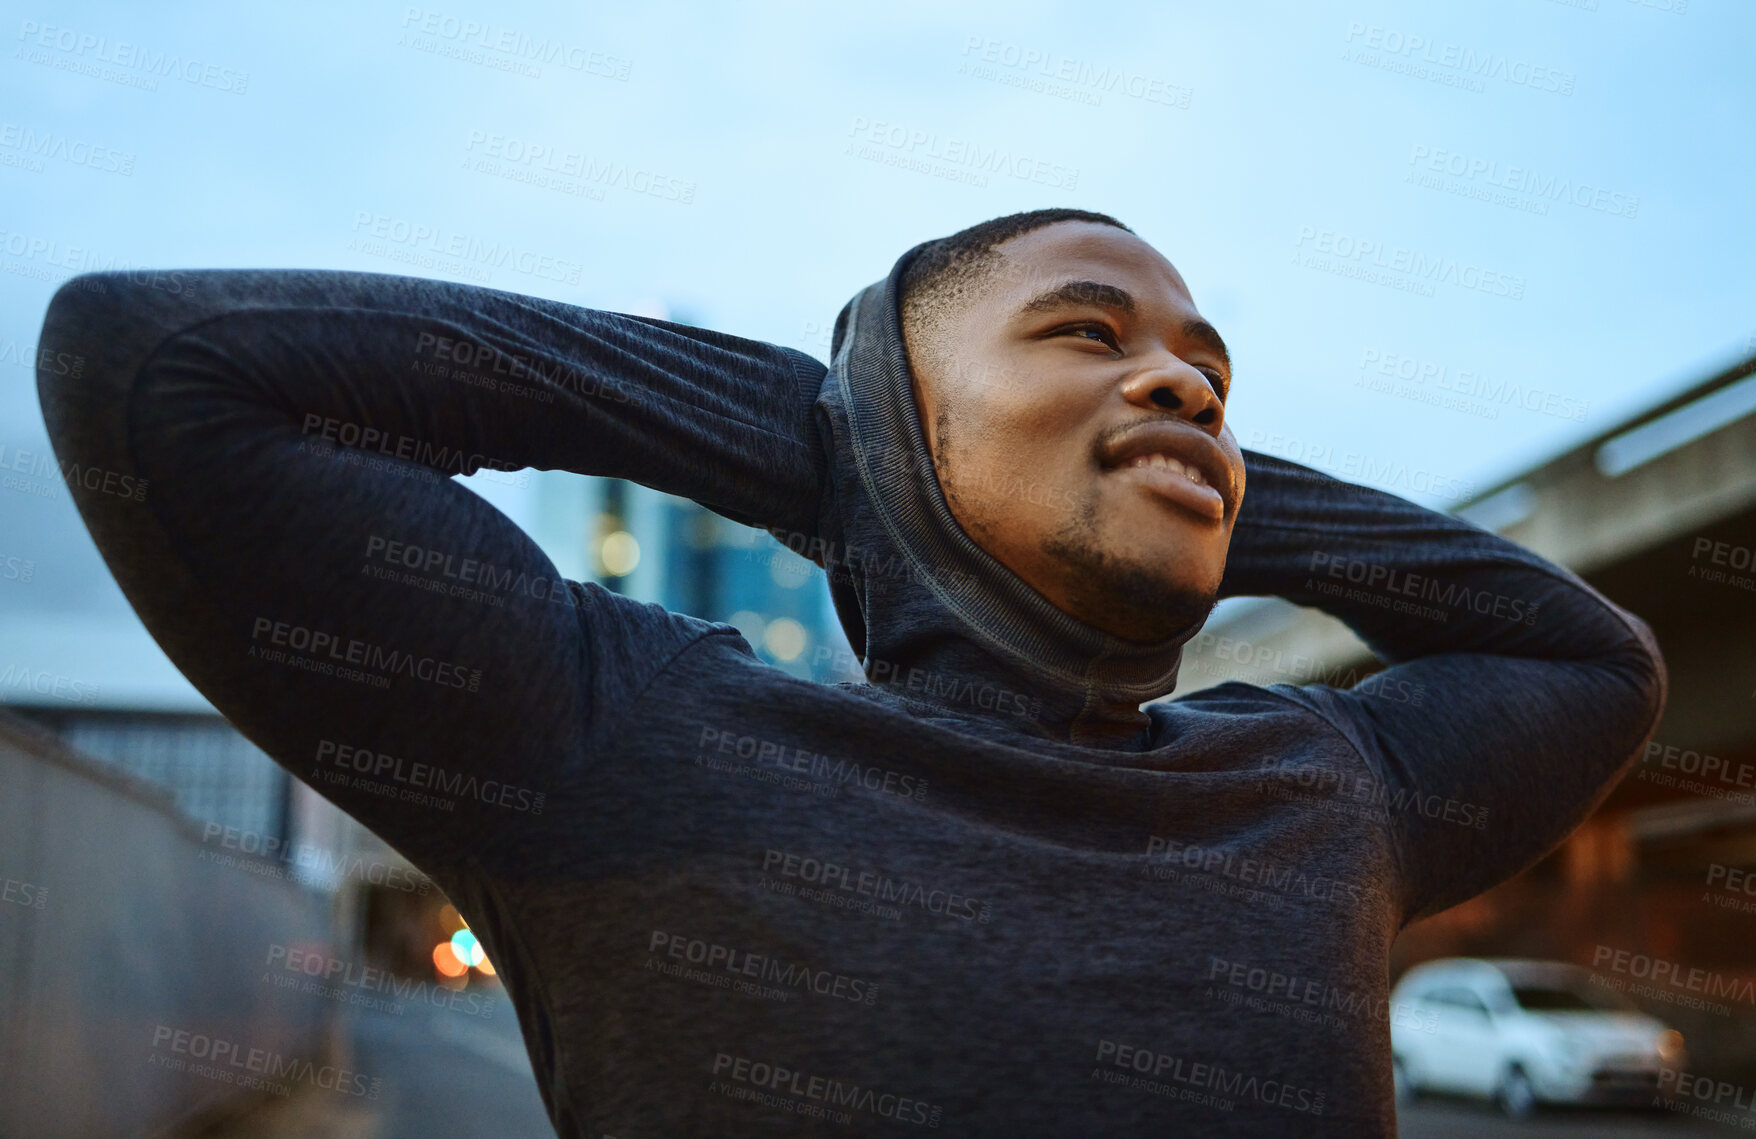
[1389,957,1685,1118]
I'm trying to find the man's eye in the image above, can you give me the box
[1062,323,1118,348]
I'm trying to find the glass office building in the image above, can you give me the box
[524,468,852,685]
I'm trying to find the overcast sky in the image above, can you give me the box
[3,0,1752,707]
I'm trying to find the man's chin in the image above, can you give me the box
[1103,578,1219,645]
[1041,536,1218,644]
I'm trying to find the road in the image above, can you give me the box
[346,993,554,1139]
[191,991,555,1139]
[1400,1094,1747,1137]
[197,1007,1751,1138]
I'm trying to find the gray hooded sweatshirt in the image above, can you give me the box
[35,242,1665,1136]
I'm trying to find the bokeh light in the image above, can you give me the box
[763,617,807,661]
[432,942,468,979]
[600,530,640,576]
[451,928,486,968]
[727,610,764,644]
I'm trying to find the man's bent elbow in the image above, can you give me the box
[37,269,211,439]
[41,268,203,363]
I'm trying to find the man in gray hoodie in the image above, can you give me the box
[35,207,1665,1135]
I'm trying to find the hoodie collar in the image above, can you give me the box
[808,241,1201,750]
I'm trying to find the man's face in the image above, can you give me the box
[906,221,1246,644]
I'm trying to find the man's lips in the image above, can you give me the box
[1098,421,1234,522]
[1109,458,1226,522]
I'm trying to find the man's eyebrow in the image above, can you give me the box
[1181,318,1232,373]
[1016,279,1233,375]
[1017,279,1135,317]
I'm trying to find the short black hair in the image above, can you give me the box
[898,208,1135,356]
[897,208,1135,491]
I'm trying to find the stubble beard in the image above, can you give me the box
[935,405,1216,644]
[1039,489,1218,644]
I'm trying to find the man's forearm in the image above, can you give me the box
[1216,451,1667,923]
[1216,449,1657,668]
[39,268,830,541]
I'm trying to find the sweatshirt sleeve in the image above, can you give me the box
[33,268,827,874]
[1214,449,1668,923]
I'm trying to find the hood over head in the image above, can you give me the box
[800,239,1208,750]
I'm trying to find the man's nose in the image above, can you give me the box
[1119,360,1224,431]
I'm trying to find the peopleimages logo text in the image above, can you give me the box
[1308,552,1542,625]
[847,116,1078,191]
[709,1052,942,1128]
[348,213,583,285]
[1294,227,1525,299]
[313,739,544,813]
[16,20,250,93]
[249,617,482,692]
[1342,23,1575,95]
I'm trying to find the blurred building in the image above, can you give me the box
[534,475,847,682]
[516,302,850,685]
[14,707,292,838]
